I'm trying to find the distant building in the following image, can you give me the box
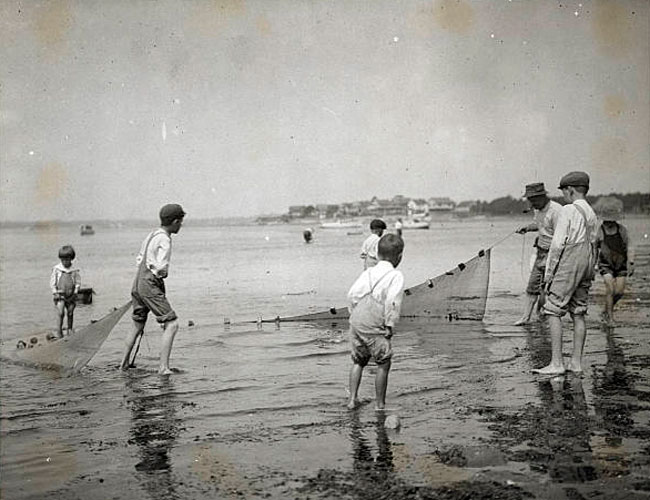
[407,198,429,215]
[288,205,317,219]
[288,206,306,219]
[366,196,407,216]
[454,201,476,217]
[339,202,362,217]
[316,204,339,219]
[428,197,455,211]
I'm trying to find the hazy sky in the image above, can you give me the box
[1,0,648,221]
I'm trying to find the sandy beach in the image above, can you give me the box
[1,219,649,500]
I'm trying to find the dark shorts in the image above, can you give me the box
[598,262,627,278]
[350,327,393,367]
[54,295,77,309]
[526,249,548,295]
[131,272,177,324]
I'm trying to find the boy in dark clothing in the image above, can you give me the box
[595,197,634,325]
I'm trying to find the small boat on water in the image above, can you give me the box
[80,224,95,236]
[320,220,363,229]
[403,214,430,230]
[403,219,430,230]
[2,302,130,372]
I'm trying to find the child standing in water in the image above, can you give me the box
[50,245,81,338]
[595,197,635,325]
[347,233,405,410]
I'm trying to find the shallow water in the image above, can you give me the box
[1,216,649,499]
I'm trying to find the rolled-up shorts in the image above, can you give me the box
[526,248,548,295]
[131,272,177,324]
[350,327,393,366]
[543,243,593,317]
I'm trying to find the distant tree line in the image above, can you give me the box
[471,192,650,216]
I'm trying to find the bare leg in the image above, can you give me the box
[602,274,615,324]
[515,294,539,325]
[66,304,75,333]
[120,320,145,370]
[567,314,587,373]
[159,319,179,375]
[375,360,391,410]
[613,277,626,306]
[55,301,65,338]
[347,363,364,409]
[532,314,565,374]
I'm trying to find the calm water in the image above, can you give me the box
[1,217,649,499]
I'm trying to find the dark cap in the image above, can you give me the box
[524,182,547,198]
[159,203,186,224]
[558,171,590,189]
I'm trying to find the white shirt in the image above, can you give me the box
[533,200,562,250]
[347,260,405,328]
[50,263,81,294]
[545,199,598,276]
[360,233,380,261]
[136,229,172,278]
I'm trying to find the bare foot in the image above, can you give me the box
[531,364,565,375]
[514,317,530,326]
[347,399,360,410]
[159,368,175,375]
[566,361,583,373]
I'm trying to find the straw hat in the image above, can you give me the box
[593,196,624,221]
[523,182,547,198]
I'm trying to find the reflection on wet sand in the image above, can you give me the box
[349,411,394,476]
[525,318,597,482]
[126,375,182,500]
[590,325,634,476]
[537,375,596,482]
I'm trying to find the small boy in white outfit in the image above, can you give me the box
[50,245,81,338]
[347,233,405,410]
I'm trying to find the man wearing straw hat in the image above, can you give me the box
[533,171,598,375]
[594,196,634,325]
[515,182,562,325]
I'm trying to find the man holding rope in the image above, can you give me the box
[514,183,562,325]
[120,203,186,375]
[533,172,597,375]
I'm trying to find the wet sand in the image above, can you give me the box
[1,224,649,499]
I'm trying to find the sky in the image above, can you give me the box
[1,0,648,221]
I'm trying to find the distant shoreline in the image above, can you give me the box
[2,212,648,231]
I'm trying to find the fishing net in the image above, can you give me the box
[9,302,131,372]
[270,249,491,322]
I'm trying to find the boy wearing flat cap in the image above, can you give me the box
[533,172,598,375]
[515,182,562,325]
[120,203,186,375]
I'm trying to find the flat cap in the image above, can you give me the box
[558,171,590,189]
[159,203,186,222]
